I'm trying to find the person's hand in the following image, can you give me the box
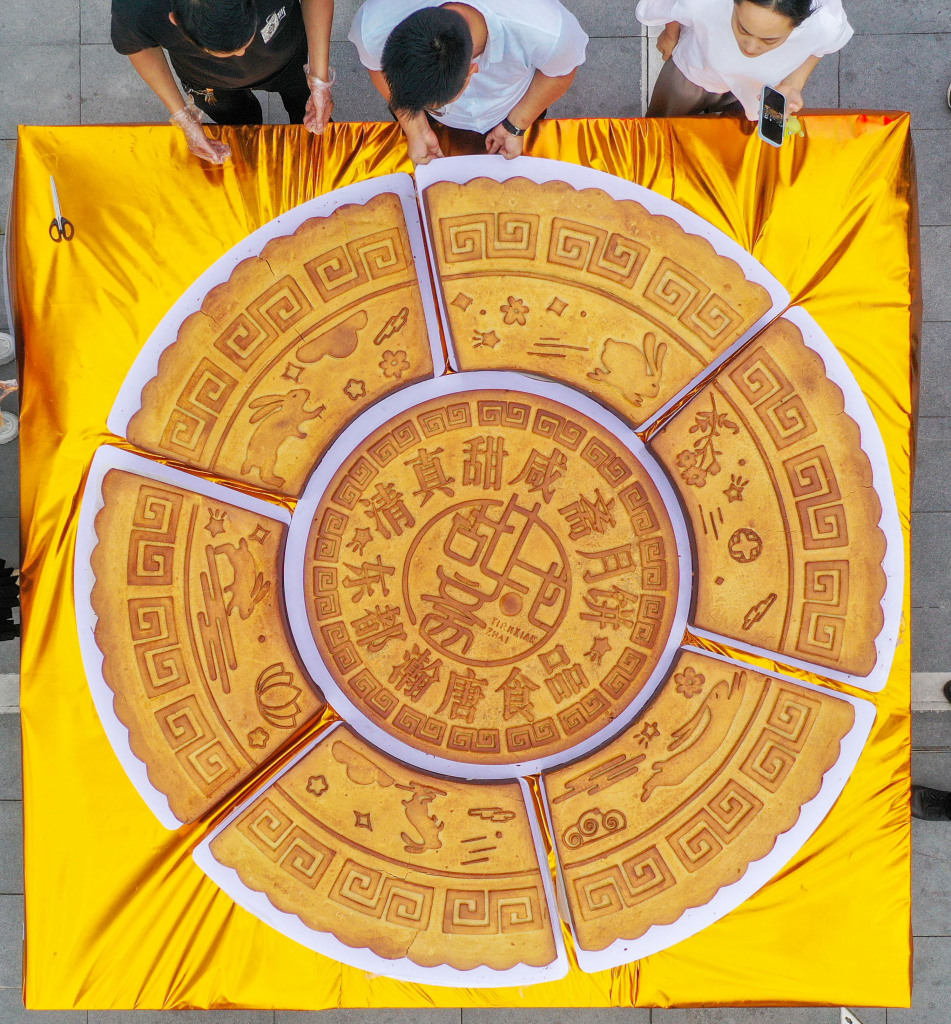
[780,84,804,115]
[169,96,231,165]
[303,64,335,134]
[404,119,444,165]
[485,124,525,159]
[657,23,681,61]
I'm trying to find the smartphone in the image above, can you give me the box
[758,85,786,148]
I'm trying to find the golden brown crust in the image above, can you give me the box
[649,317,886,676]
[543,650,855,950]
[209,726,558,971]
[302,388,682,768]
[424,177,773,426]
[90,468,325,823]
[128,193,436,498]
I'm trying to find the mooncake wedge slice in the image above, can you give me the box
[76,447,326,827]
[196,723,567,987]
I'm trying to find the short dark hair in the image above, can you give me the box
[736,0,815,28]
[172,0,258,52]
[382,8,474,117]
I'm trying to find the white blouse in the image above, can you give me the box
[636,0,853,119]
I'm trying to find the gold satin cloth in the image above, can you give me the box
[11,115,916,1010]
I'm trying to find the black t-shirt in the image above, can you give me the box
[111,0,305,89]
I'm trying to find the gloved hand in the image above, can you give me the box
[303,64,335,134]
[169,96,231,165]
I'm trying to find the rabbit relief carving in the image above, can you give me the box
[240,388,325,488]
[588,331,668,407]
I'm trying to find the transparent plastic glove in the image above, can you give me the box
[303,64,335,134]
[169,96,231,165]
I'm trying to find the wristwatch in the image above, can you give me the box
[501,116,527,137]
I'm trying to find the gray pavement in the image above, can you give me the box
[0,0,948,1019]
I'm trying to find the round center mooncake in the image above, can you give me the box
[296,384,685,771]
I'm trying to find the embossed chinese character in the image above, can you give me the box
[558,488,617,539]
[342,554,395,602]
[580,585,639,630]
[543,662,591,704]
[404,446,456,506]
[420,567,488,655]
[436,667,488,723]
[389,644,443,702]
[462,435,508,490]
[509,447,568,503]
[579,543,636,582]
[360,481,415,540]
[496,668,539,722]
[352,603,406,652]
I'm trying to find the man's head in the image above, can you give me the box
[170,0,258,56]
[382,7,476,118]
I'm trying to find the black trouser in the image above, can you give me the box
[176,38,309,126]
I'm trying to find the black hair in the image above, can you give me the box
[382,8,474,117]
[735,0,815,28]
[172,0,258,52]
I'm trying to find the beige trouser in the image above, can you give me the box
[646,58,743,117]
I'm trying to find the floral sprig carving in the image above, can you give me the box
[676,393,739,488]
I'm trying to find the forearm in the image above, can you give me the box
[781,54,820,93]
[506,68,577,129]
[128,47,187,115]
[301,0,333,79]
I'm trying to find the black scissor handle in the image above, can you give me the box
[49,217,74,242]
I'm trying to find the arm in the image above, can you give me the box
[656,21,681,61]
[301,0,335,132]
[485,67,577,159]
[128,47,230,164]
[368,68,444,165]
[776,54,820,114]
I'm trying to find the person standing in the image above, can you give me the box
[637,0,852,119]
[348,0,588,164]
[112,0,335,165]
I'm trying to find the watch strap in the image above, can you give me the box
[501,116,527,137]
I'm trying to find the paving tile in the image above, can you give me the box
[81,43,170,124]
[0,985,86,1022]
[0,894,23,988]
[913,129,951,228]
[912,818,951,937]
[0,800,22,895]
[0,0,79,46]
[561,0,642,39]
[0,140,15,256]
[805,50,838,109]
[0,714,21,801]
[912,512,951,603]
[654,1009,884,1023]
[549,36,641,120]
[914,710,951,750]
[911,748,951,791]
[278,1012,459,1023]
[920,226,951,321]
[332,0,362,42]
[919,321,951,419]
[887,936,951,1022]
[0,46,80,138]
[850,5,951,35]
[465,1011,648,1024]
[328,38,391,123]
[912,417,951,511]
[90,1010,273,1022]
[0,517,18,571]
[0,427,18,519]
[81,0,110,43]
[840,34,951,130]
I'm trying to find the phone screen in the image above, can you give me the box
[759,85,786,147]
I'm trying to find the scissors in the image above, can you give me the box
[48,176,74,242]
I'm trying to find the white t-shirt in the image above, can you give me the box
[349,0,588,133]
[636,0,853,119]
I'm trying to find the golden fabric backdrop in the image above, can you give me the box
[11,114,915,1010]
